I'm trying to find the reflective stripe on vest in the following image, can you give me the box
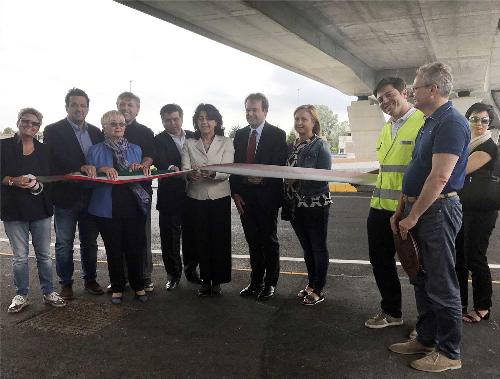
[372,188,402,200]
[379,164,407,173]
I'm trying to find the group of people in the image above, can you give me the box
[366,62,497,372]
[1,90,331,311]
[1,60,497,372]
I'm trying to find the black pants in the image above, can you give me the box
[159,206,197,280]
[455,210,498,310]
[189,196,232,284]
[96,215,146,292]
[367,207,402,318]
[291,205,330,294]
[240,191,280,287]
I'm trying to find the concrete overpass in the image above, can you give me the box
[115,0,500,159]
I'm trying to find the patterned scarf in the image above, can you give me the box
[468,130,492,154]
[104,137,151,215]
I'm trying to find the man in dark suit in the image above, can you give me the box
[43,88,104,299]
[154,104,199,290]
[230,93,287,300]
[116,92,156,292]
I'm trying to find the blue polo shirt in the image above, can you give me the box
[402,101,470,197]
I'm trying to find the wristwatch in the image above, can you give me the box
[8,177,13,186]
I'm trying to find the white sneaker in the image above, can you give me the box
[8,295,28,313]
[365,311,403,329]
[43,292,67,308]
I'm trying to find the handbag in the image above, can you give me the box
[459,170,500,211]
[393,231,420,279]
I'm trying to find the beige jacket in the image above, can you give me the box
[181,135,234,200]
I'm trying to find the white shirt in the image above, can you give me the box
[390,107,417,138]
[168,129,187,154]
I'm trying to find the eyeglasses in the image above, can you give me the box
[106,122,126,128]
[377,89,397,104]
[469,116,490,125]
[19,119,41,128]
[412,83,434,92]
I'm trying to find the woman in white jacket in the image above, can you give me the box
[182,103,234,296]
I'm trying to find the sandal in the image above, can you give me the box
[297,286,313,299]
[463,309,490,323]
[302,293,325,306]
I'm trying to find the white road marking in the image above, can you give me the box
[1,238,499,269]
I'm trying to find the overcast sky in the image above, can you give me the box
[0,0,354,134]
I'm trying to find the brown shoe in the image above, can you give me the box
[389,339,435,355]
[410,351,462,372]
[60,284,74,300]
[85,280,104,295]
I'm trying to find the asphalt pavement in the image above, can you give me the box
[1,192,499,378]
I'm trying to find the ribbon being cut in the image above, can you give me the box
[36,163,378,186]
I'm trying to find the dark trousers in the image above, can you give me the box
[291,205,330,294]
[96,216,146,292]
[181,198,198,276]
[143,206,153,284]
[455,210,497,310]
[406,197,463,360]
[367,207,402,318]
[240,191,280,287]
[190,196,231,284]
[159,210,182,280]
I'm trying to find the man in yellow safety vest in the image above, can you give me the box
[365,77,424,329]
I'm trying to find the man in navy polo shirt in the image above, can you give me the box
[388,62,470,373]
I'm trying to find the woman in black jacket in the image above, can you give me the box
[1,108,65,313]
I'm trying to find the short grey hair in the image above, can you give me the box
[116,91,140,107]
[18,107,43,124]
[416,62,453,97]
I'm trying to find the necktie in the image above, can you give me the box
[246,130,257,163]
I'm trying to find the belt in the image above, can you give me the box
[403,191,458,203]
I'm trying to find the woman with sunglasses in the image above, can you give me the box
[86,110,150,305]
[1,108,66,313]
[455,102,497,323]
[284,105,332,305]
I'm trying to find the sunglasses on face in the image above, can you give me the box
[19,119,41,128]
[468,116,490,125]
[106,122,126,128]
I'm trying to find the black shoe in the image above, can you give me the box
[166,279,179,291]
[85,280,104,295]
[257,285,275,301]
[239,284,263,297]
[185,271,203,285]
[197,282,211,297]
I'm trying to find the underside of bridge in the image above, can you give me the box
[115,0,500,158]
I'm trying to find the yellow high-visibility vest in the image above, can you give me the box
[370,109,424,211]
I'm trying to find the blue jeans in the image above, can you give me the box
[291,205,330,294]
[405,196,463,360]
[4,217,54,296]
[54,199,99,284]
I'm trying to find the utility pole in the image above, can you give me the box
[129,80,133,92]
[297,88,301,105]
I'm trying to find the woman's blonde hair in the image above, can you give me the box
[101,110,124,126]
[294,105,321,135]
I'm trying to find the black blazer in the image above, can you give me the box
[230,122,287,207]
[154,130,195,213]
[0,137,52,221]
[43,118,103,208]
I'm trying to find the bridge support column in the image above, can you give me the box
[347,99,386,161]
